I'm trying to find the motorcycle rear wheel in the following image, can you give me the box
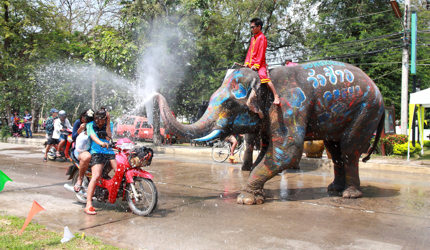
[71,170,89,204]
[126,178,158,216]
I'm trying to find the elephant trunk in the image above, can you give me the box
[154,93,219,139]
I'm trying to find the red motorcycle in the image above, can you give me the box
[64,138,157,216]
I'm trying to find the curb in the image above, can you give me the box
[4,137,430,175]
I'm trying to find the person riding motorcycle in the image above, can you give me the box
[84,108,117,215]
[72,109,94,193]
[54,110,73,158]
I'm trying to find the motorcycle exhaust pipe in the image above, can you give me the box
[63,183,87,196]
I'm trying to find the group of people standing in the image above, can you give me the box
[10,110,33,138]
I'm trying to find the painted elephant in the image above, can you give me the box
[155,60,384,205]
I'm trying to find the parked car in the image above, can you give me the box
[116,115,165,141]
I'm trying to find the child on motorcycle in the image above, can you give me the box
[54,110,73,158]
[84,108,117,215]
[72,109,94,193]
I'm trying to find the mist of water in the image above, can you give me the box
[35,23,189,124]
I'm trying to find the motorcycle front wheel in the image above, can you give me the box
[126,177,158,216]
[71,170,89,204]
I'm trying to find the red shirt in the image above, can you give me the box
[244,32,267,70]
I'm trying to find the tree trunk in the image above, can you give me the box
[153,98,162,146]
[5,105,11,129]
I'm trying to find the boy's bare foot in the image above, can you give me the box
[273,95,281,105]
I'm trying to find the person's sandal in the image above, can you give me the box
[73,183,82,193]
[43,157,47,162]
[84,206,97,215]
[229,156,235,163]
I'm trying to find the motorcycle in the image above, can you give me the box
[64,138,158,216]
[46,129,73,161]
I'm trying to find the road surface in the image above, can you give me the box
[0,143,429,249]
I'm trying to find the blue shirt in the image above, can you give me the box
[72,119,81,142]
[87,121,114,155]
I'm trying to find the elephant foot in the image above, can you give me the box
[342,186,362,199]
[327,182,345,192]
[241,163,252,171]
[237,188,265,205]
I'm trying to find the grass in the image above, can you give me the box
[419,147,430,160]
[0,215,122,250]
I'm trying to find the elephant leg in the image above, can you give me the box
[237,134,303,205]
[241,134,256,171]
[339,109,381,198]
[324,141,345,192]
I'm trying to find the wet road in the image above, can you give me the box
[1,143,430,250]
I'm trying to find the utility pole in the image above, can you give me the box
[401,0,410,135]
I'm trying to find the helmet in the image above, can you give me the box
[50,108,59,113]
[59,110,66,117]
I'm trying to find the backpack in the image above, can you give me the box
[45,117,57,134]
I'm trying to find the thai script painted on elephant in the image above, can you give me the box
[323,85,361,102]
[301,60,346,70]
[307,66,354,88]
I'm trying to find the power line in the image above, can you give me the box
[372,68,402,81]
[313,10,392,27]
[309,32,402,50]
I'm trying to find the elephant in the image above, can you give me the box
[155,60,384,205]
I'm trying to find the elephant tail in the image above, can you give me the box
[362,109,385,163]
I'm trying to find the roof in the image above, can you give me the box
[410,88,430,108]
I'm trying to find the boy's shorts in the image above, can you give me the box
[225,135,237,144]
[59,134,67,141]
[89,153,115,166]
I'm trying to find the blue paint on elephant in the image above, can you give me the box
[296,126,305,139]
[355,86,361,92]
[317,75,326,86]
[318,113,331,123]
[335,70,345,82]
[332,103,346,114]
[234,113,253,126]
[288,88,306,108]
[277,126,289,135]
[217,118,228,127]
[333,89,340,100]
[231,84,247,99]
[324,66,337,85]
[341,88,347,99]
[230,71,243,84]
[323,91,333,101]
[345,69,354,82]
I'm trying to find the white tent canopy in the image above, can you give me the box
[410,88,430,108]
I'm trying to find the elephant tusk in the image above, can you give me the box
[194,130,222,141]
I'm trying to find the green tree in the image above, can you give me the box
[302,0,430,120]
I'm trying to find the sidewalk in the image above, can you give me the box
[4,136,430,175]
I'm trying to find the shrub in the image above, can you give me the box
[381,134,408,155]
[393,142,422,156]
[0,127,11,139]
[424,140,430,148]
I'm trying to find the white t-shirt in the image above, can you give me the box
[52,118,73,139]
